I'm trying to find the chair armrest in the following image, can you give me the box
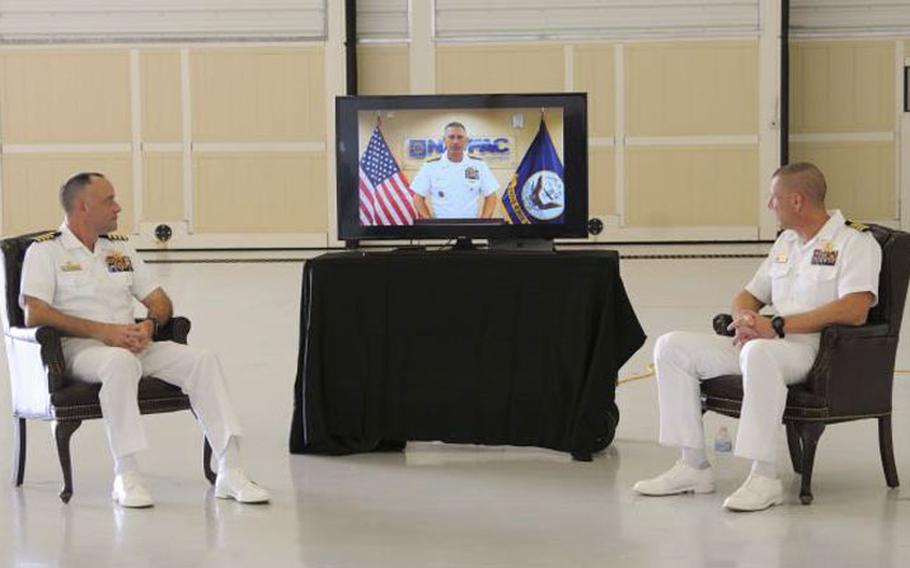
[712,313,774,337]
[133,316,191,343]
[6,325,66,392]
[157,316,191,344]
[806,323,896,416]
[712,314,735,337]
[821,323,890,339]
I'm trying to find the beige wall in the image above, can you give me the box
[1,51,131,144]
[626,41,758,137]
[191,48,325,143]
[193,152,327,233]
[625,145,757,227]
[357,45,409,95]
[0,35,902,241]
[141,50,182,143]
[789,40,897,221]
[573,43,616,218]
[790,142,895,221]
[143,153,183,221]
[623,41,760,227]
[2,155,132,234]
[0,50,134,233]
[0,46,328,236]
[790,41,894,134]
[572,44,615,138]
[436,45,564,94]
[589,147,616,216]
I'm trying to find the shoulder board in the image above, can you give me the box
[467,154,484,161]
[426,156,442,163]
[100,233,129,241]
[845,220,870,232]
[31,231,60,243]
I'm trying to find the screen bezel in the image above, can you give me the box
[335,93,588,242]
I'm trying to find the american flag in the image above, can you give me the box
[359,126,417,226]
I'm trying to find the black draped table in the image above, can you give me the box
[289,250,645,461]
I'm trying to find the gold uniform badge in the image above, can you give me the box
[105,252,134,273]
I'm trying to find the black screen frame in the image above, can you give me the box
[335,93,588,242]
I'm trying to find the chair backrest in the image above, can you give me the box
[0,231,51,331]
[865,224,910,336]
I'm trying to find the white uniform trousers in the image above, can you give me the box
[654,331,818,463]
[61,338,243,458]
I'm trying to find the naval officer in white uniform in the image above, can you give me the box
[633,162,881,511]
[20,172,269,508]
[411,121,500,219]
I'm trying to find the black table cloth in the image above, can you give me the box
[290,249,645,460]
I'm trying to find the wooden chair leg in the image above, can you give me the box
[878,415,900,488]
[12,418,26,487]
[203,436,216,485]
[785,423,802,474]
[53,420,82,504]
[797,422,826,505]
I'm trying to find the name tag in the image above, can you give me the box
[60,261,82,272]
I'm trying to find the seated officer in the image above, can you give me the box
[20,172,269,508]
[634,162,881,511]
[411,121,500,219]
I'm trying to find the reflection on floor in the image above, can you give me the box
[1,255,908,567]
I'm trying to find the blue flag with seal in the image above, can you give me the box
[502,118,565,224]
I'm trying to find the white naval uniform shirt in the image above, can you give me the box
[19,223,160,325]
[411,153,499,219]
[745,209,881,344]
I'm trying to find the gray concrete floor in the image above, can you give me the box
[1,253,908,567]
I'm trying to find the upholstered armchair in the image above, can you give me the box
[702,224,910,504]
[1,231,215,503]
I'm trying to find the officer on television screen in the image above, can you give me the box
[411,121,500,219]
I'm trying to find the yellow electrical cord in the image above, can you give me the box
[618,365,910,385]
[618,364,655,385]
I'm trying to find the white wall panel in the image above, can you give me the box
[0,0,326,43]
[792,1,910,37]
[435,0,760,41]
[357,0,409,41]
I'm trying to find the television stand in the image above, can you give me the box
[452,237,476,250]
[488,238,554,252]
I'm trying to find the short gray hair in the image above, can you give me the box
[60,172,105,213]
[443,121,467,135]
[772,162,826,205]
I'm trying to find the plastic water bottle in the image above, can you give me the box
[714,426,733,454]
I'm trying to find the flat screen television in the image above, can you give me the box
[335,93,588,246]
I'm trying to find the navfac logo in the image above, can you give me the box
[406,136,512,162]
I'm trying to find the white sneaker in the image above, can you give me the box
[112,472,154,508]
[633,460,715,496]
[214,468,270,504]
[722,473,783,512]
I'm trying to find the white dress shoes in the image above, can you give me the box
[215,468,270,504]
[723,473,783,512]
[633,460,715,496]
[112,472,154,508]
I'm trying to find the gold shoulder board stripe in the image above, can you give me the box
[32,231,60,242]
[426,156,442,162]
[845,220,870,232]
[100,233,129,241]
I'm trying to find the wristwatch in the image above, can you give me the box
[771,316,786,338]
[145,317,161,337]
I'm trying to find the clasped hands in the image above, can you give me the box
[100,321,154,353]
[727,310,777,347]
